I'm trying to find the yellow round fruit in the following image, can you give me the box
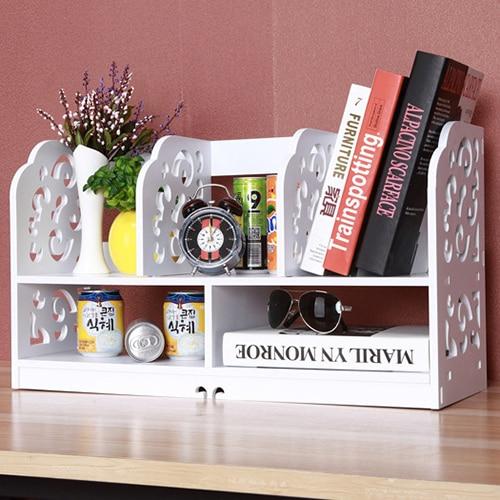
[108,211,137,274]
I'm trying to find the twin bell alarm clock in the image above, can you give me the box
[180,184,245,275]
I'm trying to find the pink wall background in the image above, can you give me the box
[1,1,499,378]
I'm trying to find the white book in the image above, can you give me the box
[300,83,371,275]
[223,326,429,372]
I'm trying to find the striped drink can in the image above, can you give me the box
[163,292,205,360]
[266,174,277,273]
[233,176,267,271]
[77,288,124,357]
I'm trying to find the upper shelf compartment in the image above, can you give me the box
[135,128,338,277]
[11,124,483,284]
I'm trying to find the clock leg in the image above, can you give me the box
[223,265,231,276]
[191,266,198,276]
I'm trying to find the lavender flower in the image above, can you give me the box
[36,62,183,160]
[109,61,118,90]
[82,70,89,93]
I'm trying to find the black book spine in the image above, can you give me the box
[356,52,468,275]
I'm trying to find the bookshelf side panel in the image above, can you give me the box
[136,136,211,276]
[17,284,79,359]
[11,141,80,275]
[428,121,486,408]
[279,129,337,276]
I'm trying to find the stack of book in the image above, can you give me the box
[300,51,483,277]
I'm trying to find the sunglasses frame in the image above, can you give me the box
[268,289,351,335]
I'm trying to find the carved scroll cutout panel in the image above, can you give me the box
[137,136,211,276]
[281,129,337,276]
[18,285,79,358]
[429,122,486,406]
[14,141,80,274]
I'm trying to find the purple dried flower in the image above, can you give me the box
[109,61,118,90]
[58,89,73,124]
[118,64,131,93]
[82,70,89,93]
[154,100,185,140]
[134,100,144,121]
[37,63,183,158]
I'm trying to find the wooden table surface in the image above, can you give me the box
[1,363,500,499]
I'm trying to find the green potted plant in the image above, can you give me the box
[84,155,143,274]
[36,62,183,274]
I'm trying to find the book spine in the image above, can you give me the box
[300,84,370,275]
[323,70,406,276]
[222,333,429,372]
[356,52,476,276]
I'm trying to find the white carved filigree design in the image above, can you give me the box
[136,136,211,276]
[428,122,486,406]
[18,285,78,358]
[280,129,337,275]
[13,141,80,274]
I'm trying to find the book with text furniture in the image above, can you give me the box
[300,83,370,275]
[324,69,406,276]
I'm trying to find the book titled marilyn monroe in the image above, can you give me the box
[223,325,429,372]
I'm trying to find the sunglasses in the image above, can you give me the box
[267,289,351,334]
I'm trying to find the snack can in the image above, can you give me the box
[163,292,205,360]
[125,320,165,363]
[77,289,124,357]
[233,176,267,271]
[266,174,277,273]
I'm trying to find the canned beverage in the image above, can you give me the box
[266,174,277,273]
[125,320,165,362]
[233,176,267,271]
[77,288,124,357]
[163,292,205,360]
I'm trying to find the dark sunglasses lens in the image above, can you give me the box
[268,290,292,328]
[299,292,340,333]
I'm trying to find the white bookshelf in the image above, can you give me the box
[10,123,486,408]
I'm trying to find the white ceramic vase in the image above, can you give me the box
[72,145,110,274]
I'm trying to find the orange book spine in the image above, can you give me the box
[323,69,406,275]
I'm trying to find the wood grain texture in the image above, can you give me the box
[2,452,500,500]
[1,362,500,498]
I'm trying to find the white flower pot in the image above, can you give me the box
[72,145,110,274]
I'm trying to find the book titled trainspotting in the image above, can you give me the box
[324,69,406,276]
[300,83,371,276]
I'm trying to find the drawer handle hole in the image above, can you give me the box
[213,387,225,399]
[196,386,207,398]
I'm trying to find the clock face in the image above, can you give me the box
[196,224,224,254]
[180,207,244,274]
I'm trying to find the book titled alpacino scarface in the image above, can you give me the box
[223,325,429,372]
